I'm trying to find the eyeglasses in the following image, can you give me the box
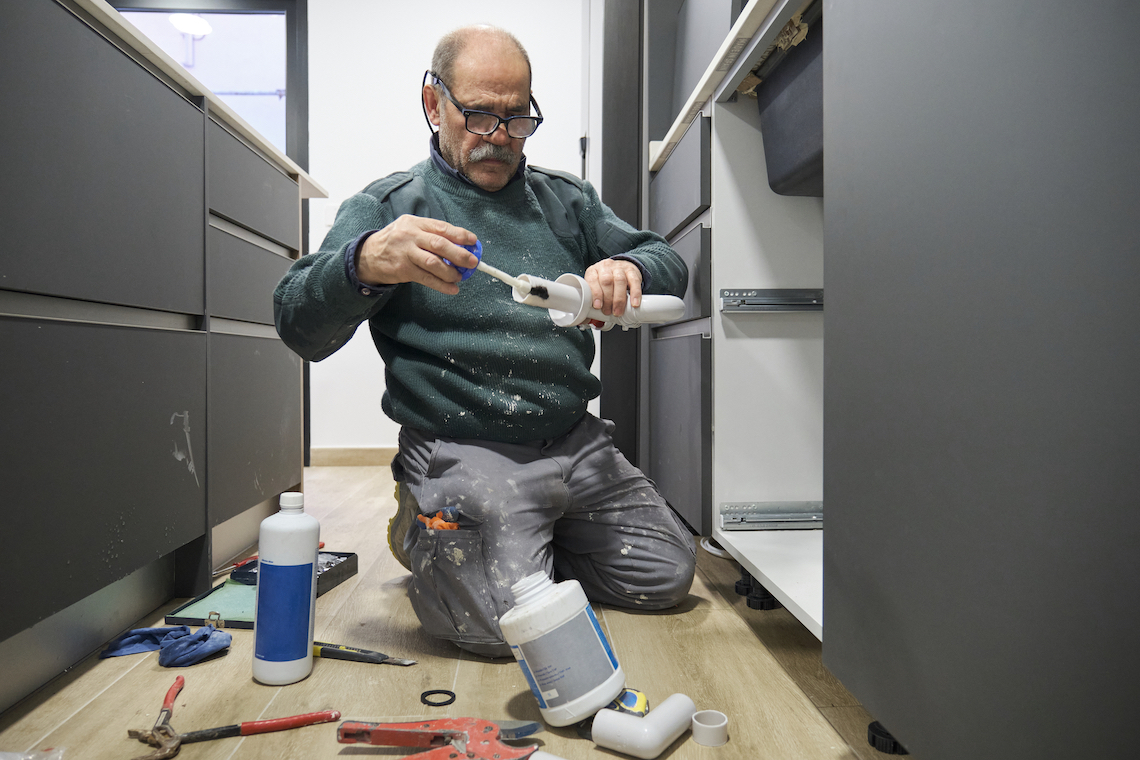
[426,71,543,138]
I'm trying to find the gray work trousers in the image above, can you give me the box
[392,413,696,657]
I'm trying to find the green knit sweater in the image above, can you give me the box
[274,157,687,443]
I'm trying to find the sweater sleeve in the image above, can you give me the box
[579,180,689,297]
[273,191,397,362]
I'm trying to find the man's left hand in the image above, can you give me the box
[584,260,642,318]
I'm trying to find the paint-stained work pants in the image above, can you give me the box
[392,413,697,657]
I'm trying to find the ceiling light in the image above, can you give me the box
[169,13,212,36]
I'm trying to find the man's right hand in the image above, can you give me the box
[356,215,479,295]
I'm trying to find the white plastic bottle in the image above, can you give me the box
[253,491,319,685]
[499,572,625,726]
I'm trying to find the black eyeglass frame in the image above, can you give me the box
[422,71,543,138]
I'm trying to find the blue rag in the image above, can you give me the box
[99,625,232,667]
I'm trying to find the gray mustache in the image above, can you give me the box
[469,143,517,163]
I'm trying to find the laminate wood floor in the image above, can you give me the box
[0,466,911,760]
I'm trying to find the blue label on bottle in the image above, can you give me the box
[254,562,314,662]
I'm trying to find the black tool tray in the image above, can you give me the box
[165,552,357,629]
[230,551,358,593]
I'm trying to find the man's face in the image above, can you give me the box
[429,42,531,192]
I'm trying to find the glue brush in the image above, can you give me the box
[450,240,550,299]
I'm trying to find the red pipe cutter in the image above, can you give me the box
[337,717,542,760]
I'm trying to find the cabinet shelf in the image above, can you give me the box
[713,526,823,639]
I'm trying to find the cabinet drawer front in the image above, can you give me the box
[649,116,711,240]
[208,333,303,525]
[0,317,206,642]
[208,121,300,250]
[208,226,293,326]
[649,332,712,535]
[1,0,204,313]
[670,224,712,320]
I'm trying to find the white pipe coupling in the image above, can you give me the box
[512,273,685,331]
[591,692,696,759]
[691,709,729,746]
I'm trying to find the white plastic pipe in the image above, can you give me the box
[512,273,685,331]
[512,273,587,315]
[591,692,696,759]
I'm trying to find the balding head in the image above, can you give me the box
[431,25,532,90]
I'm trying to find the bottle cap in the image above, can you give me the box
[279,492,304,509]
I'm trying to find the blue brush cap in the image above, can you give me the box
[452,240,482,280]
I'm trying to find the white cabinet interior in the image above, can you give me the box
[710,95,823,638]
[646,0,825,638]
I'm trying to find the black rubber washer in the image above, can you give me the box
[420,689,457,707]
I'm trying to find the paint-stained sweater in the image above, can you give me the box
[274,155,687,444]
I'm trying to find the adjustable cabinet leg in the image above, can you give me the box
[735,568,753,596]
[746,582,782,610]
[735,567,782,610]
[867,721,909,755]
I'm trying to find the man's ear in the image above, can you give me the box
[423,84,442,127]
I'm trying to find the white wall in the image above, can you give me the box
[307,1,589,448]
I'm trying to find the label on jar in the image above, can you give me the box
[511,606,618,708]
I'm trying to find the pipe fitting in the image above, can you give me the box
[513,273,686,331]
[691,709,729,746]
[591,692,696,759]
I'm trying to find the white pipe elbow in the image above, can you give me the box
[591,692,696,759]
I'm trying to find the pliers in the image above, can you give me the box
[128,677,340,759]
[128,675,183,759]
[337,717,542,760]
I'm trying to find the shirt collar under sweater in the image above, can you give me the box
[429,134,527,189]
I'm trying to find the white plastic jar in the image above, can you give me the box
[252,491,320,685]
[499,572,625,726]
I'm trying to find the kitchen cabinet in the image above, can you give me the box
[0,0,324,713]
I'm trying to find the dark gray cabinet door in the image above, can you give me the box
[208,122,300,250]
[649,116,711,240]
[208,333,303,526]
[208,227,293,326]
[649,331,711,534]
[0,318,206,643]
[668,225,711,321]
[823,1,1140,757]
[1,0,204,314]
